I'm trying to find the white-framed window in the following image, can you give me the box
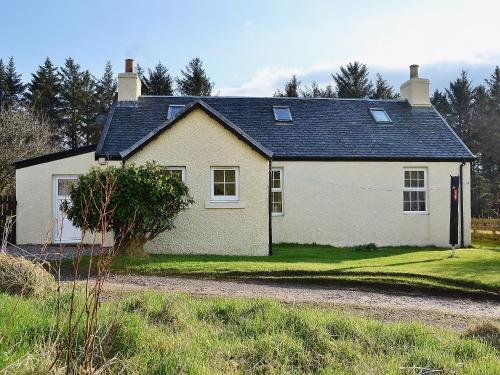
[369,108,392,124]
[272,168,283,215]
[211,167,239,201]
[163,166,186,182]
[403,168,428,213]
[273,106,292,122]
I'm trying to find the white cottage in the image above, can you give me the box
[15,61,474,255]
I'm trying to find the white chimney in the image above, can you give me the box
[118,59,141,102]
[400,64,431,107]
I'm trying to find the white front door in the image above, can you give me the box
[53,176,81,243]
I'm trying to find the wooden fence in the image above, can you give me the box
[471,218,500,241]
[0,195,16,245]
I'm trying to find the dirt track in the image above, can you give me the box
[101,274,500,331]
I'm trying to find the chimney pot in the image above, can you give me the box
[409,64,419,79]
[125,59,134,73]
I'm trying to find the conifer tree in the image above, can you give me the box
[96,61,117,113]
[143,62,174,96]
[300,81,335,98]
[59,58,99,148]
[25,57,62,127]
[80,70,99,144]
[176,57,214,96]
[136,64,149,94]
[445,70,475,145]
[274,75,301,97]
[333,61,373,98]
[0,59,5,107]
[431,89,451,118]
[3,57,25,106]
[370,73,397,99]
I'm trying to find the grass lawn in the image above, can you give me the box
[1,291,498,374]
[61,241,500,297]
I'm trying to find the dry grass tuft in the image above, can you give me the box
[464,321,500,349]
[0,251,54,297]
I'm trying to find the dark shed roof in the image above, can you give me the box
[96,96,474,161]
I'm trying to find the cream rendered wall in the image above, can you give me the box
[127,108,269,255]
[272,161,471,247]
[16,152,119,245]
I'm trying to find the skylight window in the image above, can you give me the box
[370,108,392,124]
[167,105,185,120]
[273,106,292,122]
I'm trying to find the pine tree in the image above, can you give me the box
[96,61,117,113]
[3,57,25,107]
[25,57,62,127]
[176,57,214,96]
[333,62,373,98]
[274,75,301,97]
[80,70,99,144]
[370,73,397,99]
[431,89,451,118]
[136,64,149,94]
[143,62,174,96]
[481,67,500,180]
[445,70,475,145]
[59,58,99,148]
[300,81,335,98]
[0,59,5,108]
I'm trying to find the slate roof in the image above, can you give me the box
[96,96,474,161]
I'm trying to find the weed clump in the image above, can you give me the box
[0,251,54,297]
[464,321,500,349]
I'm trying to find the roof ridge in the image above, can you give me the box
[138,95,406,102]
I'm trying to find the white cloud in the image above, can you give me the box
[221,0,500,96]
[244,20,252,28]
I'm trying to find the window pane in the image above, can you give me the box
[370,109,391,123]
[58,179,77,196]
[273,192,282,203]
[214,170,224,183]
[225,183,236,196]
[410,201,418,211]
[403,201,410,211]
[273,107,292,121]
[214,183,224,195]
[168,170,183,180]
[273,202,282,213]
[419,201,426,211]
[403,191,410,202]
[418,191,426,201]
[225,170,236,183]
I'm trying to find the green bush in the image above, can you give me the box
[65,162,194,256]
[0,252,54,297]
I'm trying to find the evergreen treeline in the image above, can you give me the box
[0,56,215,148]
[274,62,397,99]
[431,69,500,218]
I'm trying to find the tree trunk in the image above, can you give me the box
[117,236,148,257]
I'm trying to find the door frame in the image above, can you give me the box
[52,175,81,244]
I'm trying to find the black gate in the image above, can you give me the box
[0,195,16,245]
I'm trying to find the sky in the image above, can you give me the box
[2,0,500,96]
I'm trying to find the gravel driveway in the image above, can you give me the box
[101,274,500,331]
[6,244,499,330]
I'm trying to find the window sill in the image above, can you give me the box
[272,213,284,217]
[205,201,246,209]
[403,211,429,215]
